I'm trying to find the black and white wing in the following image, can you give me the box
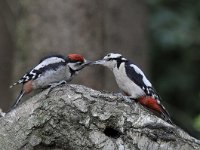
[10,55,66,88]
[125,61,172,123]
[125,61,152,89]
[124,61,160,98]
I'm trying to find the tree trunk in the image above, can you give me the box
[0,84,199,150]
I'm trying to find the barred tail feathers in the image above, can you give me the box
[9,74,29,88]
[9,80,23,88]
[160,106,173,124]
[10,82,18,88]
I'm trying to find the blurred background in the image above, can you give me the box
[0,0,200,138]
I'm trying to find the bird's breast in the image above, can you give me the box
[113,65,145,98]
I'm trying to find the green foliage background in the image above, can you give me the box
[148,0,200,138]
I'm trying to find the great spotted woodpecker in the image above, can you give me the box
[94,53,172,124]
[9,54,91,111]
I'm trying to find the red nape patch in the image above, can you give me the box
[138,96,162,113]
[68,54,84,62]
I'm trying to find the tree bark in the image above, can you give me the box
[0,84,199,150]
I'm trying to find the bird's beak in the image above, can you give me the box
[75,60,93,71]
[83,60,93,66]
[92,60,106,65]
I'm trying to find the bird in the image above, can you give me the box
[9,54,92,111]
[93,53,172,124]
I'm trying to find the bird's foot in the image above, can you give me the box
[121,96,133,103]
[113,93,133,103]
[45,80,67,97]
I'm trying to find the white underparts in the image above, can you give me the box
[113,63,145,98]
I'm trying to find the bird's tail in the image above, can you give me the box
[138,96,173,124]
[10,81,21,88]
[10,77,26,88]
[160,106,173,125]
[7,90,25,113]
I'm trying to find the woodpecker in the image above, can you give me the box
[9,54,91,111]
[94,53,172,124]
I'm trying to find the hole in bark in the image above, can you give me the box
[104,127,121,139]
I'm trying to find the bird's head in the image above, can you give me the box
[93,53,126,69]
[67,54,92,71]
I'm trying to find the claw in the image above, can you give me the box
[122,96,132,103]
[46,80,67,96]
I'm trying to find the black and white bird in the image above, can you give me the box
[94,53,172,124]
[9,54,91,111]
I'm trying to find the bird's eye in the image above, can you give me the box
[107,54,111,57]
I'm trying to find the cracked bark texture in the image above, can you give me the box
[0,84,199,150]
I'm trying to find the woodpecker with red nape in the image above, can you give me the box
[9,54,91,111]
[94,53,172,124]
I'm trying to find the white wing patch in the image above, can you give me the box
[34,57,65,70]
[130,64,152,87]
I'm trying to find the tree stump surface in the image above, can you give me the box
[0,84,199,150]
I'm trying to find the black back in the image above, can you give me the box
[125,60,147,89]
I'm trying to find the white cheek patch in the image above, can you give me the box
[130,64,152,87]
[68,63,76,69]
[68,62,83,71]
[103,60,116,70]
